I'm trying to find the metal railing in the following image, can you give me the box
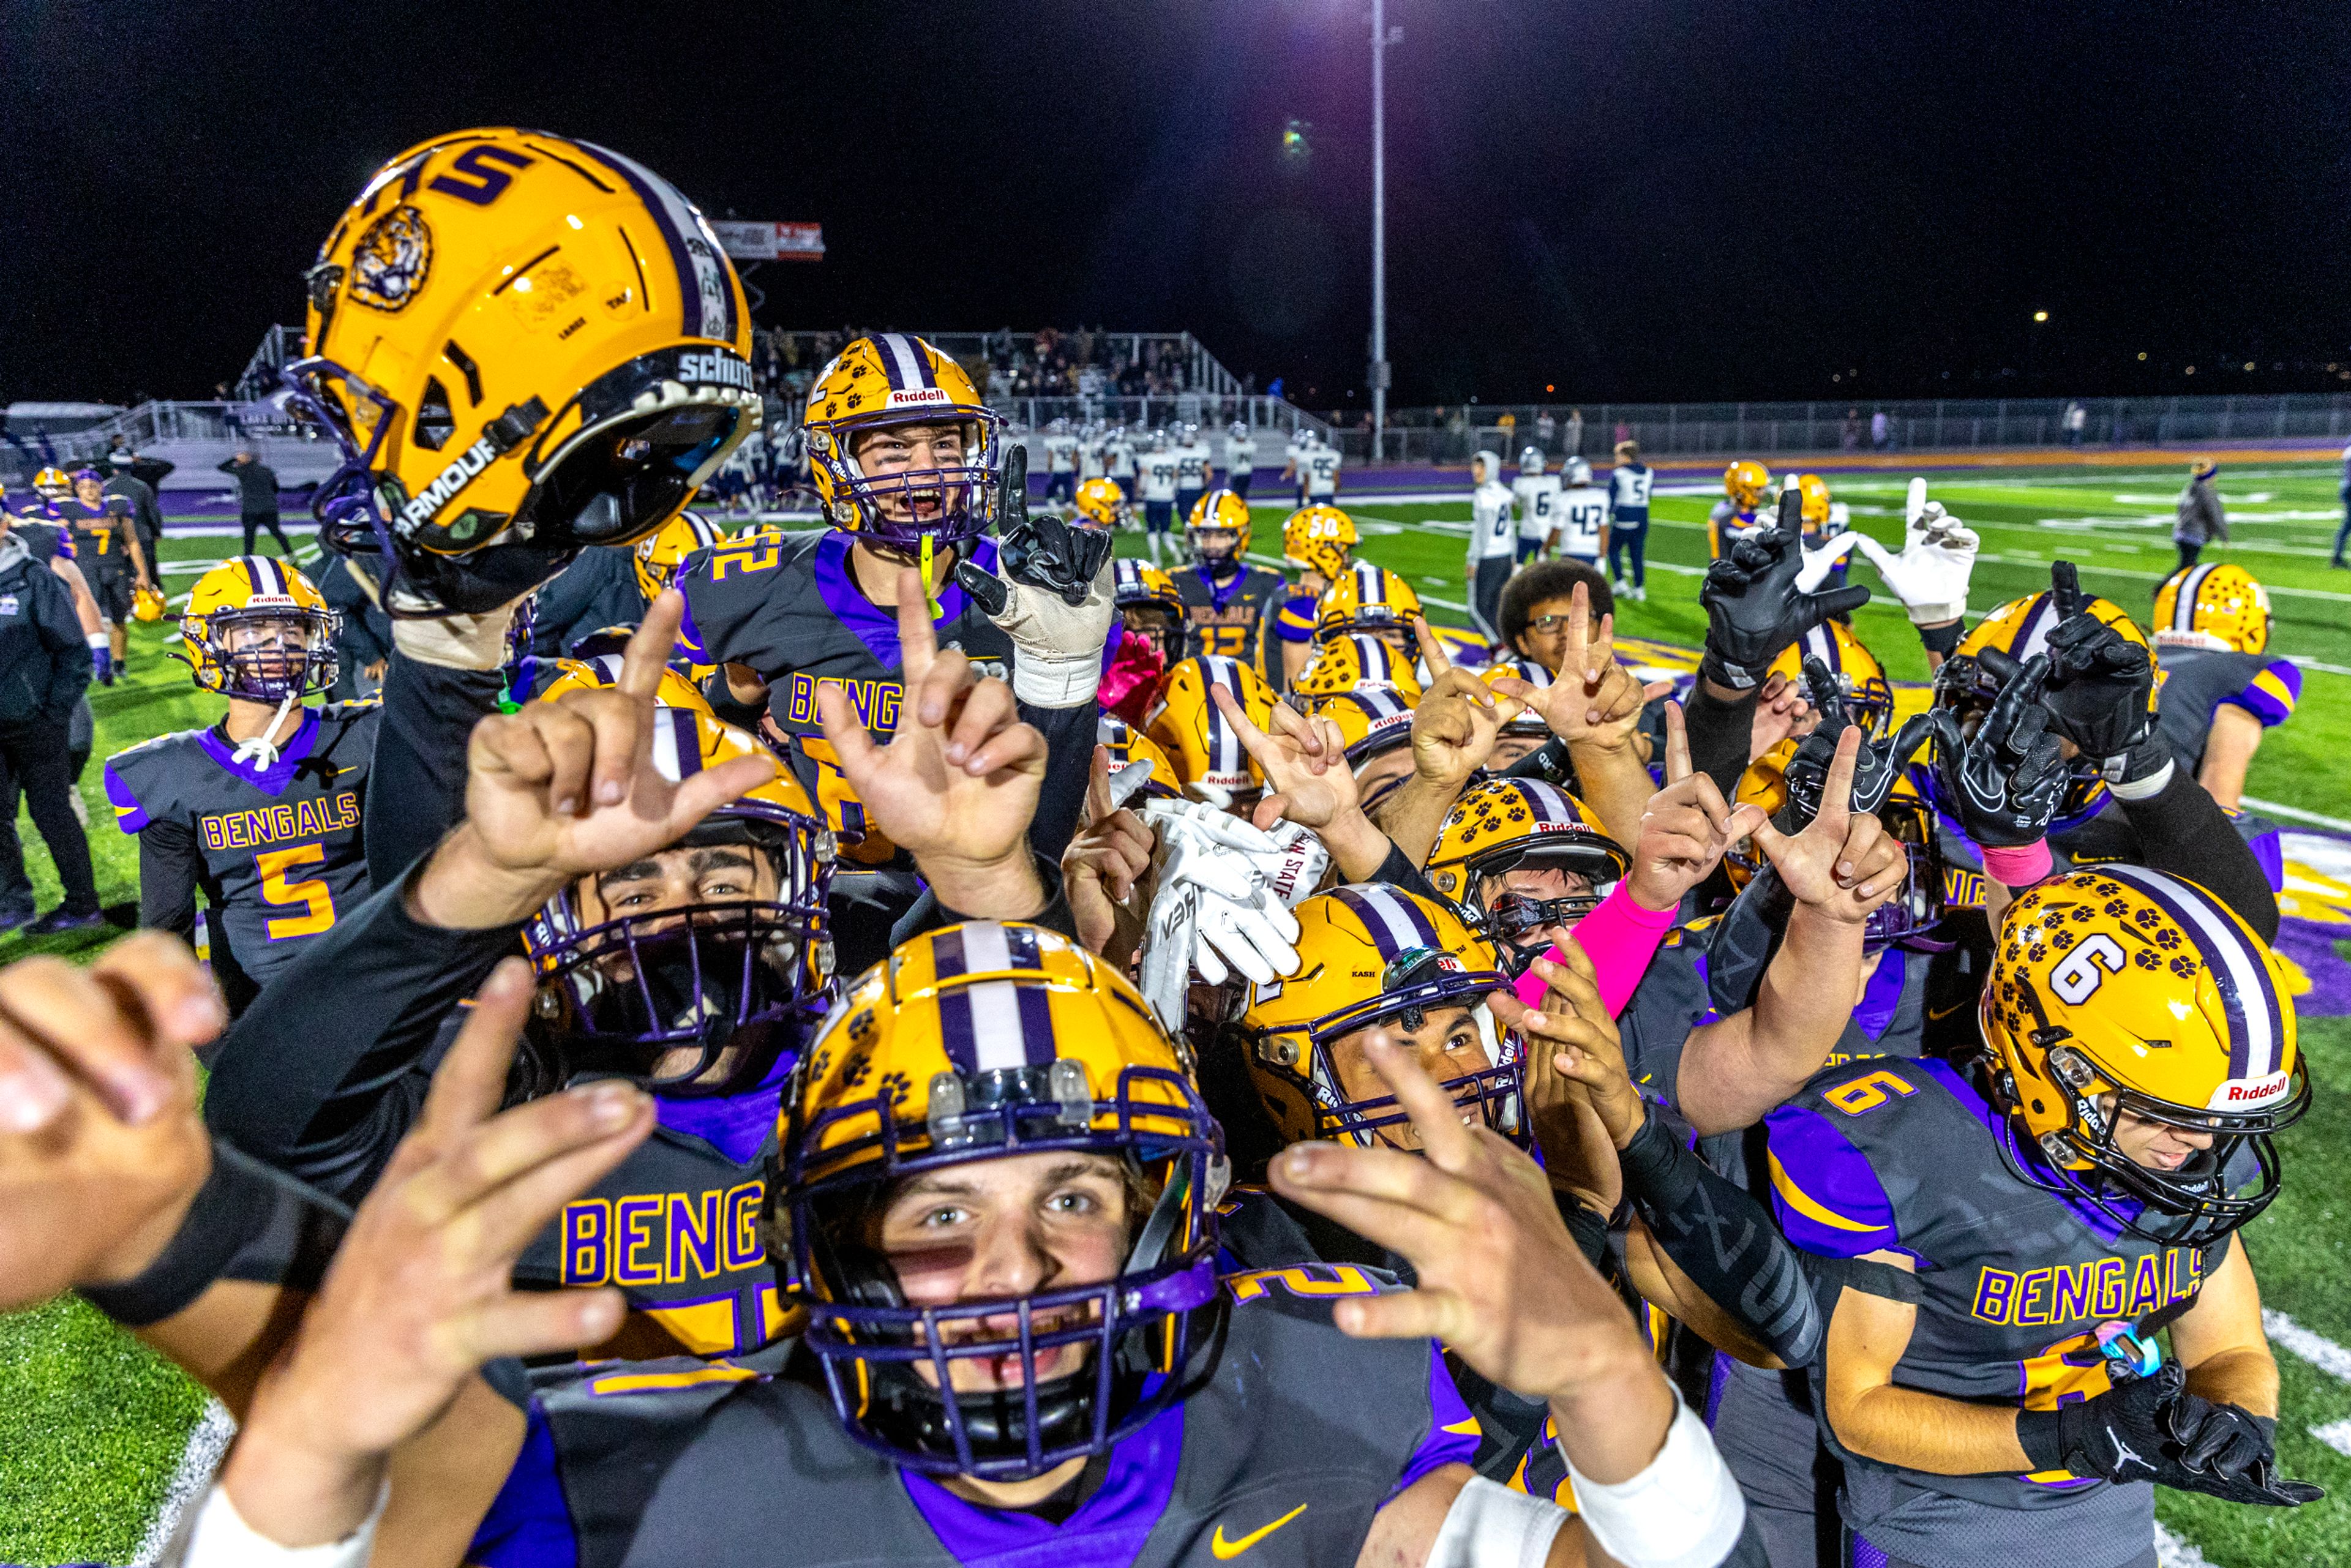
[1336,396,2351,463]
[754,329,1246,399]
[238,324,306,401]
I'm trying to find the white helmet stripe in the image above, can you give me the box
[1203,657,1242,776]
[2099,866,2281,1082]
[2175,565,2216,631]
[1341,883,1432,958]
[876,333,928,392]
[2014,593,2060,661]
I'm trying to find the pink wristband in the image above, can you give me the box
[1980,840,2052,889]
[1511,883,1678,1019]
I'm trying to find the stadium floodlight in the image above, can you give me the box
[2033,310,2050,322]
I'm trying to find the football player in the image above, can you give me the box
[2148,563,2297,812]
[1176,487,1284,669]
[64,467,154,674]
[1299,424,1344,505]
[1468,450,1519,643]
[1136,428,1181,565]
[1103,420,1137,499]
[1071,475,1127,531]
[1770,869,2321,1567]
[1274,502,1359,685]
[1607,439,1655,601]
[1317,561,1426,661]
[194,919,1748,1568]
[1172,419,1214,525]
[1555,456,1610,570]
[102,558,372,1016]
[4,476,111,682]
[1224,417,1258,497]
[1711,460,1772,560]
[1146,654,1279,814]
[1040,416,1078,509]
[1512,446,1562,564]
[1101,558,1186,724]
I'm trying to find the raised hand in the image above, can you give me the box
[1925,654,2068,849]
[1778,656,1938,820]
[1748,669,1818,759]
[1211,683,1359,832]
[953,514,1116,707]
[1851,481,1979,624]
[1512,943,1648,1152]
[0,934,222,1310]
[217,958,653,1548]
[2038,563,2156,768]
[1063,747,1155,956]
[456,591,781,902]
[1698,488,1872,690]
[821,568,1048,901]
[1488,582,1670,753]
[1745,727,1907,921]
[1488,944,1641,1210]
[1625,702,1768,913]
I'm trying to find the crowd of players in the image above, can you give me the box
[0,127,2325,1568]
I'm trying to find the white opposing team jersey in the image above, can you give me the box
[1510,474,1562,541]
[1107,438,1136,478]
[1043,435,1078,474]
[1175,443,1213,490]
[1138,450,1180,503]
[1304,445,1342,496]
[1078,438,1107,479]
[1471,481,1518,561]
[1607,462,1655,520]
[1556,483,1610,560]
[1226,435,1256,475]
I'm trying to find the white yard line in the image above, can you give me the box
[130,1398,236,1567]
[2242,797,2351,833]
[2310,1418,2351,1460]
[2154,1522,2220,1567]
[2263,1309,2351,1382]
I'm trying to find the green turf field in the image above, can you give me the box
[2,470,2347,1566]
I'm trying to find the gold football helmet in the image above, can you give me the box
[1073,476,1128,529]
[1982,867,2307,1246]
[287,128,760,616]
[131,582,168,623]
[1238,884,1518,1147]
[529,653,715,717]
[1146,656,1277,809]
[801,333,1005,556]
[1098,715,1183,799]
[1281,504,1357,580]
[1481,656,1558,738]
[31,467,72,503]
[1291,631,1424,707]
[632,509,727,602]
[2152,563,2270,654]
[176,556,340,702]
[1425,780,1628,953]
[1793,473,1832,530]
[1113,558,1187,668]
[1723,459,1771,509]
[1186,487,1253,569]
[1766,620,1894,738]
[1314,561,1423,645]
[778,921,1227,1480]
[1313,686,1419,765]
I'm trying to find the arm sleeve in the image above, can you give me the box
[216,457,238,475]
[1369,836,1444,902]
[363,653,505,891]
[202,868,523,1201]
[1019,695,1098,865]
[2112,766,2279,943]
[134,818,203,941]
[890,853,1081,946]
[1683,683,1758,803]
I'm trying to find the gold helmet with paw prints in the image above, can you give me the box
[632,509,728,602]
[1146,656,1277,809]
[1425,780,1627,953]
[1281,504,1357,580]
[1291,632,1423,707]
[2152,563,2270,654]
[801,333,1005,555]
[1314,561,1423,645]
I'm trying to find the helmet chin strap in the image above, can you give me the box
[919,533,944,618]
[231,691,299,770]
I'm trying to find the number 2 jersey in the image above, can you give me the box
[102,703,378,1008]
[1764,1054,2227,1568]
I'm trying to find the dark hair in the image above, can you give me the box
[1500,561,1615,653]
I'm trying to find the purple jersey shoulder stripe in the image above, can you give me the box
[1763,1100,1900,1259]
[1391,1345,1482,1500]
[102,759,149,833]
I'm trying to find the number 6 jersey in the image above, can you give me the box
[103,702,378,1012]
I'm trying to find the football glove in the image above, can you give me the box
[1698,490,1872,690]
[1850,491,1979,624]
[955,512,1116,710]
[2038,563,2159,777]
[2017,1361,2325,1507]
[1780,656,1937,822]
[1794,530,1865,594]
[1136,800,1325,1030]
[1924,653,2067,849]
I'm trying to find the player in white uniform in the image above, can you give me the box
[1302,431,1342,503]
[1554,455,1609,568]
[1137,431,1182,565]
[1468,448,1517,644]
[1105,423,1137,498]
[1172,422,1213,525]
[1224,419,1258,499]
[1607,438,1655,602]
[1510,446,1561,564]
[1077,421,1108,481]
[1041,418,1079,509]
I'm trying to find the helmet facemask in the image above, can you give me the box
[195,606,342,703]
[813,412,1007,554]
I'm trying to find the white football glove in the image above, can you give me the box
[1852,484,1979,624]
[1134,801,1325,1029]
[1793,530,1865,594]
[977,552,1116,709]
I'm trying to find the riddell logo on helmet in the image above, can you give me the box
[887,388,951,408]
[2210,1070,2289,1109]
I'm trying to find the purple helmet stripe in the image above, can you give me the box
[2012,593,2059,661]
[1333,883,1436,960]
[572,138,735,344]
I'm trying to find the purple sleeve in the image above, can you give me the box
[102,759,149,833]
[1390,1344,1483,1499]
[2220,658,2300,729]
[1762,1103,1902,1259]
[468,1401,579,1568]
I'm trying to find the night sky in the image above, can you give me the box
[5,0,2348,409]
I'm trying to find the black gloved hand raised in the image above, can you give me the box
[1925,653,2067,848]
[2018,1362,2325,1506]
[1698,489,1872,690]
[1780,656,1937,822]
[954,512,1116,616]
[2038,561,2157,772]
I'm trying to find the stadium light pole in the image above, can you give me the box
[1370,0,1391,463]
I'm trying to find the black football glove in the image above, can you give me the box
[2038,561,2158,775]
[2020,1363,2325,1507]
[1698,489,1873,690]
[1925,653,2066,849]
[1780,656,1937,822]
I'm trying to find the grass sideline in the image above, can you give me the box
[2,467,2347,1564]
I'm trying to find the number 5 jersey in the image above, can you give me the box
[103,702,378,1011]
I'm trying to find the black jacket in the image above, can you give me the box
[0,536,94,725]
[217,457,280,515]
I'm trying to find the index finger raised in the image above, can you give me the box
[1663,699,1691,783]
[1412,615,1453,678]
[620,590,687,700]
[894,568,938,683]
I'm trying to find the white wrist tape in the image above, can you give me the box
[1011,648,1106,710]
[1562,1394,1746,1568]
[1427,1474,1570,1568]
[391,601,522,672]
[2107,758,2176,802]
[87,632,111,650]
[170,1477,389,1568]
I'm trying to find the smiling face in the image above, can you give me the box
[851,421,969,532]
[1322,1003,1491,1151]
[871,1150,1136,1393]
